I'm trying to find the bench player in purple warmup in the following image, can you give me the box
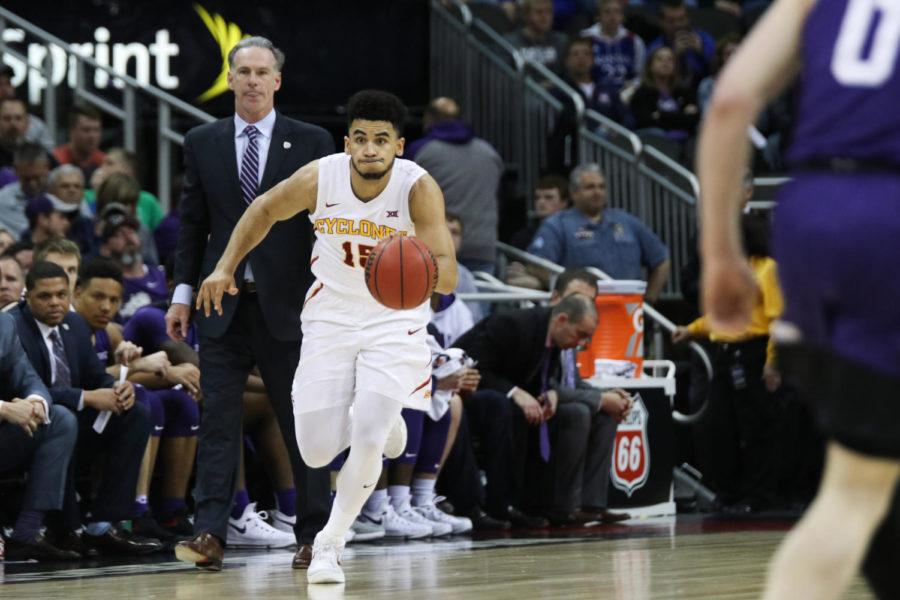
[698,0,900,598]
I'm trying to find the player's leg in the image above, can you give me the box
[307,391,401,584]
[155,387,200,534]
[763,442,900,600]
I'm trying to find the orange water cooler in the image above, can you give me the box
[577,280,647,379]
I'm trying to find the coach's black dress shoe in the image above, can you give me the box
[84,525,164,555]
[55,530,100,558]
[5,532,82,562]
[467,508,511,531]
[505,507,549,529]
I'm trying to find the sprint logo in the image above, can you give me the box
[194,4,249,103]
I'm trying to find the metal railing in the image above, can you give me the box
[0,6,215,210]
[497,241,712,424]
[430,0,705,301]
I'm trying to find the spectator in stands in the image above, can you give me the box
[0,65,54,152]
[48,165,95,255]
[444,212,484,322]
[13,261,160,555]
[0,311,80,562]
[542,269,632,524]
[629,46,700,141]
[88,148,164,232]
[558,37,632,126]
[506,175,570,290]
[0,228,15,254]
[0,97,29,170]
[647,0,715,88]
[95,208,167,319]
[454,294,602,528]
[22,195,73,245]
[3,241,34,275]
[698,33,741,114]
[53,105,105,185]
[153,178,181,265]
[411,97,504,275]
[0,254,23,312]
[0,143,51,239]
[581,0,645,95]
[34,238,81,301]
[672,213,782,514]
[504,0,569,73]
[528,163,670,302]
[94,173,159,265]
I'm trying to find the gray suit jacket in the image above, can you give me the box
[0,312,52,404]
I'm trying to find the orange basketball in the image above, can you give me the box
[365,236,438,309]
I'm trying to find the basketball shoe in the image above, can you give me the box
[414,497,473,534]
[382,502,432,539]
[351,513,386,542]
[227,503,296,548]
[307,531,346,584]
[269,509,295,534]
[397,498,451,537]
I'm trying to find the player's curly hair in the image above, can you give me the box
[346,90,407,136]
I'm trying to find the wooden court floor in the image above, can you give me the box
[1,517,874,599]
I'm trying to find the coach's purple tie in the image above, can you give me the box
[538,348,552,462]
[239,125,260,205]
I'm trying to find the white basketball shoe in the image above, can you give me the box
[414,497,474,534]
[382,502,432,539]
[269,508,296,534]
[307,531,346,584]
[227,503,296,548]
[397,498,452,537]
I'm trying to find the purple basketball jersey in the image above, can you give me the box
[121,265,169,320]
[788,0,900,166]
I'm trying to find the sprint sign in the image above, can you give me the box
[611,393,650,497]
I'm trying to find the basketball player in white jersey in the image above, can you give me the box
[196,90,458,584]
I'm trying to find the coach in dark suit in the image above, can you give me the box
[0,311,81,561]
[166,36,333,570]
[13,261,156,555]
[453,294,598,527]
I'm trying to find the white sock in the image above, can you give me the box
[363,489,388,517]
[388,485,411,510]
[411,478,437,507]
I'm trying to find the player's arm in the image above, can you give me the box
[697,0,810,332]
[409,174,458,295]
[197,160,320,316]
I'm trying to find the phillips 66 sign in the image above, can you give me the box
[611,393,650,497]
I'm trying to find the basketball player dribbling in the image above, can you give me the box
[697,1,900,598]
[196,90,458,584]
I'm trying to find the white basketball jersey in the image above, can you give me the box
[310,153,428,297]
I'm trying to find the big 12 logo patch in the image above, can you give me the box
[611,393,649,497]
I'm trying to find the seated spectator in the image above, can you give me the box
[34,238,81,300]
[48,165,95,255]
[445,212,484,322]
[411,97,504,275]
[22,196,73,245]
[0,228,16,254]
[452,294,602,528]
[506,175,570,290]
[0,65,54,152]
[0,143,51,239]
[698,33,741,114]
[558,37,632,125]
[0,97,28,170]
[96,208,166,319]
[504,0,569,73]
[12,261,160,556]
[528,163,670,302]
[629,46,700,140]
[94,173,159,265]
[87,148,164,232]
[2,241,34,275]
[647,0,715,89]
[0,255,24,311]
[0,311,79,562]
[53,105,105,185]
[581,0,645,95]
[153,178,181,266]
